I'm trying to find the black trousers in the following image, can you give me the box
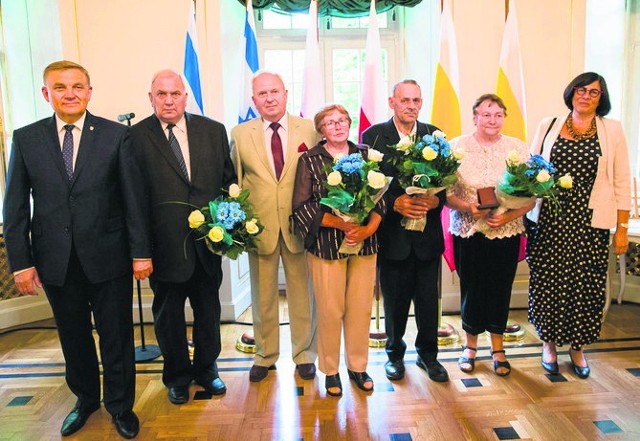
[150,259,222,388]
[44,247,135,415]
[379,249,440,362]
[453,233,520,335]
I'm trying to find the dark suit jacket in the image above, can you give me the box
[361,118,445,261]
[3,112,150,285]
[130,113,236,283]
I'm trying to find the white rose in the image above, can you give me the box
[396,137,413,152]
[188,210,205,229]
[558,174,573,189]
[368,149,384,162]
[245,220,259,235]
[432,130,447,139]
[327,171,343,186]
[507,150,522,165]
[228,183,241,198]
[334,152,345,161]
[367,170,387,190]
[536,170,551,183]
[453,148,465,160]
[422,147,438,161]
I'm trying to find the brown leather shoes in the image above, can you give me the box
[249,364,276,382]
[296,363,316,380]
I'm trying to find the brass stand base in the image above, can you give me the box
[503,321,526,342]
[369,330,387,348]
[235,332,257,353]
[437,323,460,346]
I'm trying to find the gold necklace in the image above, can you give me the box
[566,114,597,141]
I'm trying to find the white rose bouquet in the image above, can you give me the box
[386,130,463,231]
[320,151,391,254]
[187,184,264,260]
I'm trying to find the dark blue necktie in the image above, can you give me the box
[62,124,74,180]
[167,123,189,180]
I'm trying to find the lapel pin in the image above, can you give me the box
[90,126,95,131]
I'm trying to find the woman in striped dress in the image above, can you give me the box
[292,104,385,397]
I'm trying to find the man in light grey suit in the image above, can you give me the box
[230,71,318,382]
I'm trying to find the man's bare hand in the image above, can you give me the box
[14,268,42,296]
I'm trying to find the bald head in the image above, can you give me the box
[149,70,188,124]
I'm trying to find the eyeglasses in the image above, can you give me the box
[573,86,602,98]
[477,113,505,121]
[323,118,350,129]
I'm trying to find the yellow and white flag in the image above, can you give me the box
[430,0,461,139]
[496,0,527,141]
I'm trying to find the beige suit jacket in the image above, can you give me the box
[230,114,319,255]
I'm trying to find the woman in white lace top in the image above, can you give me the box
[446,94,533,377]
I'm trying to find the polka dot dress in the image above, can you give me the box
[526,133,609,350]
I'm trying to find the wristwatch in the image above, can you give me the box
[618,222,629,229]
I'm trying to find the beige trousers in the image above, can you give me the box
[306,252,376,375]
[249,234,317,367]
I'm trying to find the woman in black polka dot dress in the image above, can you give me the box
[526,73,631,379]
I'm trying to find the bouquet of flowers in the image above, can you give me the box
[496,151,573,213]
[386,130,463,231]
[187,184,264,260]
[321,150,390,254]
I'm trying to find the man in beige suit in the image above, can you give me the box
[230,71,318,382]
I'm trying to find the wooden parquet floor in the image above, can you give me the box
[1,304,640,440]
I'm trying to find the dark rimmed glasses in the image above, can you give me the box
[574,86,603,98]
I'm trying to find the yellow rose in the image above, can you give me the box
[228,183,241,198]
[453,148,465,160]
[558,174,573,189]
[367,170,387,190]
[422,147,438,161]
[245,220,259,235]
[327,171,342,186]
[208,226,225,242]
[507,150,522,165]
[536,170,551,183]
[368,149,384,162]
[188,210,205,229]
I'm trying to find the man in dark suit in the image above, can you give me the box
[361,79,449,383]
[3,60,152,438]
[130,70,236,405]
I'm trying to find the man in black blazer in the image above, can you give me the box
[130,70,236,405]
[361,79,449,383]
[3,61,152,438]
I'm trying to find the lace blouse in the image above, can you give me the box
[447,134,528,239]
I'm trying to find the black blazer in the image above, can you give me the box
[130,113,236,283]
[3,112,150,285]
[361,118,445,261]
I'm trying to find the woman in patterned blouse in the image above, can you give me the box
[446,94,533,377]
[292,104,385,397]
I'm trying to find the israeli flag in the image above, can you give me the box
[184,1,204,115]
[238,0,260,124]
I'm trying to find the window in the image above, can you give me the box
[256,8,397,142]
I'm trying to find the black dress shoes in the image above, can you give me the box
[167,385,189,404]
[416,356,449,382]
[541,359,559,375]
[60,403,100,436]
[384,360,405,381]
[249,364,276,382]
[296,363,317,380]
[112,410,139,439]
[197,377,227,395]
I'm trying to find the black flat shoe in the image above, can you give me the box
[112,410,139,439]
[569,350,590,379]
[541,359,559,375]
[347,370,374,392]
[167,385,189,404]
[325,374,342,397]
[458,346,477,373]
[384,360,405,381]
[416,356,449,382]
[491,349,511,377]
[196,377,227,395]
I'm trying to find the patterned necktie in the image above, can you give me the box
[62,124,75,180]
[167,123,189,180]
[270,122,284,180]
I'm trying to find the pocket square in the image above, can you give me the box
[298,143,308,153]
